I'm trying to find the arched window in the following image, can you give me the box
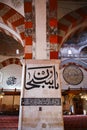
[80,46,87,57]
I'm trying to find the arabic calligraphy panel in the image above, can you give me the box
[20,60,64,130]
[24,60,61,98]
[21,98,61,106]
[25,65,59,90]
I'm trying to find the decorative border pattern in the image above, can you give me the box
[21,98,61,106]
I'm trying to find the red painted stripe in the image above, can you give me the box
[24,2,32,13]
[49,18,57,27]
[0,3,5,10]
[2,61,7,67]
[49,35,58,43]
[25,36,32,45]
[25,22,33,28]
[49,0,57,11]
[2,9,16,20]
[24,53,32,59]
[20,32,25,40]
[12,17,24,27]
[0,58,22,68]
[65,14,77,23]
[50,51,58,59]
[65,14,79,28]
[58,22,69,32]
[58,35,63,44]
[15,60,19,64]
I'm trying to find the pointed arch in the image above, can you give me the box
[60,58,87,71]
[0,2,25,45]
[58,6,87,49]
[0,58,22,69]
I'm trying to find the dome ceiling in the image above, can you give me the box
[64,31,87,46]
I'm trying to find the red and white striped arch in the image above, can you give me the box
[0,2,24,45]
[0,58,22,69]
[0,27,22,44]
[58,6,87,53]
[60,60,87,71]
[0,2,87,60]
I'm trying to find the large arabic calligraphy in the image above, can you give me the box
[25,65,59,90]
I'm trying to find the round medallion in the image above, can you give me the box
[6,76,17,86]
[63,65,83,85]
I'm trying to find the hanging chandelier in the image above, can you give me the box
[80,92,87,100]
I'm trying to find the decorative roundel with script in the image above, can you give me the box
[63,65,83,85]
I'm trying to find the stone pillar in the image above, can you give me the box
[18,0,64,130]
[19,60,64,130]
[35,0,47,59]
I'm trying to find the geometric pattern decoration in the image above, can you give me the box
[24,0,35,59]
[47,0,58,59]
[0,58,22,69]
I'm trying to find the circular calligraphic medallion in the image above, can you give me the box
[63,65,83,85]
[6,76,17,86]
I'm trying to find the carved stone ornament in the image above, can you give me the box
[63,65,83,85]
